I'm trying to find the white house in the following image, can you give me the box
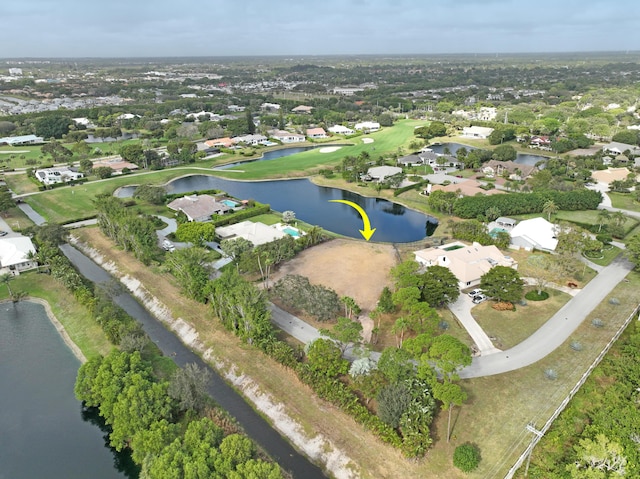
[233,134,268,146]
[366,165,402,182]
[354,121,380,132]
[328,125,354,135]
[0,236,37,275]
[216,221,288,246]
[0,134,44,146]
[270,130,306,143]
[414,241,517,289]
[509,217,558,252]
[461,126,494,139]
[602,141,640,156]
[306,127,327,139]
[34,167,84,185]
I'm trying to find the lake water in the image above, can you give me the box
[117,176,438,242]
[427,142,548,166]
[0,301,136,478]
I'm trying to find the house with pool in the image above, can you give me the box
[167,194,242,222]
[216,221,304,247]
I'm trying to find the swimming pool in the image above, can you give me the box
[283,227,300,237]
[221,199,239,208]
[489,227,509,237]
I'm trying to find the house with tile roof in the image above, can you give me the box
[306,127,327,139]
[167,194,231,222]
[414,241,517,289]
[482,160,538,181]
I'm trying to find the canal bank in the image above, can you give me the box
[64,235,358,479]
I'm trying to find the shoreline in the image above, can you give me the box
[2,298,88,364]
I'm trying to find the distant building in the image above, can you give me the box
[306,127,327,139]
[8,68,22,76]
[91,158,139,174]
[354,121,380,132]
[602,141,640,156]
[292,105,313,114]
[260,102,281,112]
[270,130,306,143]
[0,134,43,146]
[34,167,84,185]
[328,125,354,135]
[216,221,288,246]
[232,134,268,146]
[461,126,494,139]
[366,165,402,182]
[482,160,538,181]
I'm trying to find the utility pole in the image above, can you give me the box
[523,423,543,477]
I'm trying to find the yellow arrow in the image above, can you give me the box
[329,199,376,241]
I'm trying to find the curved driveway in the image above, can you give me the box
[459,255,634,379]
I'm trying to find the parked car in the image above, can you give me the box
[0,230,7,237]
[468,288,483,297]
[162,239,175,252]
[472,294,487,304]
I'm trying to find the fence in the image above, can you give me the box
[504,302,640,479]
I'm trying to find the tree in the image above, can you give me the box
[492,144,517,162]
[625,234,640,270]
[391,317,411,348]
[527,254,561,295]
[282,210,296,224]
[79,158,94,174]
[391,260,422,289]
[246,110,255,134]
[320,316,363,353]
[174,221,215,247]
[420,265,460,307]
[377,286,395,313]
[567,434,627,478]
[453,443,482,472]
[0,189,16,215]
[542,200,558,222]
[35,115,72,139]
[305,338,348,378]
[340,296,361,319]
[168,362,212,414]
[220,237,254,262]
[0,273,14,297]
[597,209,611,232]
[479,266,524,303]
[93,166,113,179]
[377,347,415,382]
[119,143,145,166]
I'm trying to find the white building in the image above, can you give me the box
[461,126,494,139]
[366,165,402,182]
[509,217,558,252]
[270,130,306,143]
[216,221,288,246]
[0,134,43,146]
[34,167,84,185]
[354,121,380,132]
[328,125,354,135]
[0,236,37,275]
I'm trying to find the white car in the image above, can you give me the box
[472,294,487,304]
[468,288,483,297]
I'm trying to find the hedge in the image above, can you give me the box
[394,180,429,197]
[211,203,271,227]
[453,189,602,219]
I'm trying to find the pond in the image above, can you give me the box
[117,176,438,242]
[216,144,350,170]
[0,301,136,478]
[427,142,548,166]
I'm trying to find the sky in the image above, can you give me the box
[2,0,639,58]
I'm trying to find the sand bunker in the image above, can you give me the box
[362,138,374,144]
[319,146,342,153]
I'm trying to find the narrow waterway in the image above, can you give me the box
[59,244,327,479]
[0,301,136,478]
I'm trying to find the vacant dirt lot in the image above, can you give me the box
[271,239,398,313]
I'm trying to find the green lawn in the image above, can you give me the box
[583,245,623,266]
[212,120,425,180]
[608,191,640,211]
[0,272,113,358]
[472,288,572,349]
[3,172,41,194]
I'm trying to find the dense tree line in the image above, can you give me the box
[95,196,159,265]
[452,189,602,219]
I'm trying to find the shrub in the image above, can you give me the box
[491,301,515,311]
[525,290,549,301]
[591,318,605,328]
[453,443,481,472]
[544,368,558,380]
[570,340,584,351]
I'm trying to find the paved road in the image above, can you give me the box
[459,255,634,379]
[448,295,502,355]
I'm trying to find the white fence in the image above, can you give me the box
[504,303,640,479]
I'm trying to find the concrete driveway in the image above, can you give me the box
[459,255,634,379]
[448,294,502,356]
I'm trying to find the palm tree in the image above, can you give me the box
[486,206,502,222]
[612,211,627,228]
[0,273,13,298]
[597,209,611,232]
[542,200,558,221]
[391,317,410,348]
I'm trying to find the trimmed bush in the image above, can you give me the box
[453,443,481,472]
[491,301,515,311]
[525,290,549,301]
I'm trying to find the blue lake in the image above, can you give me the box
[118,176,438,242]
[427,142,548,166]
[0,301,136,478]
